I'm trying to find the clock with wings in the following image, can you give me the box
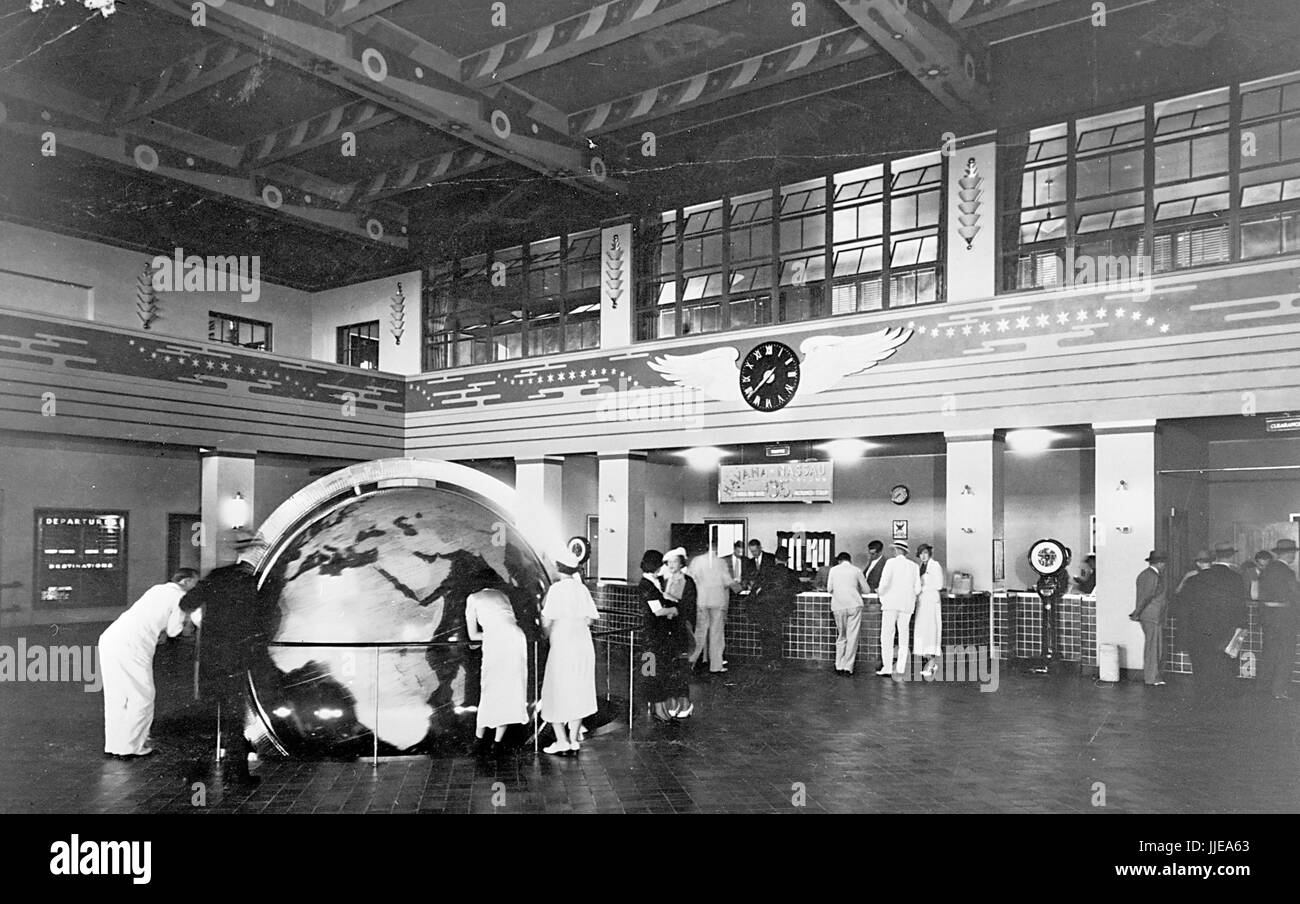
[740,342,800,411]
[647,326,913,409]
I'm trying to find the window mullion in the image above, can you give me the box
[881,161,893,309]
[1229,82,1243,263]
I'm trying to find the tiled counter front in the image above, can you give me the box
[592,585,991,667]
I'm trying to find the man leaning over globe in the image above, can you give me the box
[179,529,270,788]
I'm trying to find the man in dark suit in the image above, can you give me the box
[1179,542,1249,699]
[722,541,748,589]
[744,538,767,590]
[1256,539,1299,701]
[179,531,273,787]
[1129,551,1168,686]
[749,543,797,668]
[863,540,887,592]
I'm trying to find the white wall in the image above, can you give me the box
[0,221,314,358]
[309,270,422,376]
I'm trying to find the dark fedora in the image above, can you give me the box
[1272,538,1298,555]
[1144,550,1167,564]
[1212,542,1237,558]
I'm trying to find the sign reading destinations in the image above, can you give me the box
[718,461,833,504]
[35,510,128,609]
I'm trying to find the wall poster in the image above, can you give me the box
[34,509,128,609]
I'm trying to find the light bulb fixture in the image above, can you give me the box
[1117,480,1129,492]
[678,446,730,471]
[816,438,876,462]
[223,491,248,530]
[961,527,975,534]
[960,484,974,496]
[1006,429,1061,454]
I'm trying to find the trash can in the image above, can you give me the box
[1098,643,1120,682]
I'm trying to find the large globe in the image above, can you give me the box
[246,479,550,757]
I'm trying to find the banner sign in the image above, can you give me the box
[718,461,833,503]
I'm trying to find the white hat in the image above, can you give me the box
[555,547,582,570]
[893,540,910,553]
[665,547,688,562]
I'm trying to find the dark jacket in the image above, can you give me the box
[1179,564,1249,647]
[182,562,269,693]
[1257,559,1299,606]
[864,555,887,592]
[753,561,800,614]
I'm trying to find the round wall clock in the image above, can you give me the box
[740,341,800,411]
[890,484,910,505]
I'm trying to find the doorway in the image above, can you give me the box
[167,513,202,579]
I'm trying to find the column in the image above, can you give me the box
[200,450,256,573]
[597,451,646,583]
[1093,421,1158,673]
[515,455,564,531]
[945,431,1005,591]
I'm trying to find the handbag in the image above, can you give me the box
[1223,627,1246,658]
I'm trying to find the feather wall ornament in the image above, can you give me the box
[956,157,984,251]
[604,233,624,309]
[390,282,405,345]
[136,260,159,330]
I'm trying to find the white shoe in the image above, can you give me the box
[543,741,572,755]
[875,667,892,676]
[674,703,694,719]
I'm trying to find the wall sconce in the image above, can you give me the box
[1116,480,1129,492]
[961,527,975,534]
[223,491,248,529]
[960,485,974,496]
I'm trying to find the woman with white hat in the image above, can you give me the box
[539,548,601,754]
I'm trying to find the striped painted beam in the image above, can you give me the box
[568,27,878,135]
[832,0,991,120]
[461,0,738,88]
[242,99,398,167]
[328,0,412,27]
[138,0,624,196]
[355,148,496,202]
[108,43,262,126]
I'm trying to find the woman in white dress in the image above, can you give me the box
[464,568,529,752]
[915,544,944,678]
[540,550,600,755]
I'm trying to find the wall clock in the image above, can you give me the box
[890,484,910,505]
[740,341,800,411]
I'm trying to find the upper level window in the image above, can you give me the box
[208,311,270,351]
[1001,72,1300,292]
[337,321,379,370]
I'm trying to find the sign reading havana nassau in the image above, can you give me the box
[718,461,833,504]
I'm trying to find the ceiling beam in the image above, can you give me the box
[241,98,397,167]
[139,0,624,196]
[327,0,412,27]
[831,0,991,123]
[0,83,408,245]
[570,27,879,135]
[108,42,262,126]
[355,148,497,202]
[461,0,738,88]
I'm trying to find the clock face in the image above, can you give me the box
[890,485,910,505]
[740,342,800,411]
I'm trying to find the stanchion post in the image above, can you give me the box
[605,637,611,701]
[628,629,635,734]
[533,641,540,755]
[372,649,380,768]
[215,701,222,763]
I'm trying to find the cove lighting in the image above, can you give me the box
[678,447,730,470]
[1006,429,1061,454]
[817,438,876,462]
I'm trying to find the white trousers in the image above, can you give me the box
[833,607,863,672]
[99,637,156,755]
[880,609,912,673]
[690,606,728,671]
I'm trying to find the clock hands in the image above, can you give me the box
[744,367,776,399]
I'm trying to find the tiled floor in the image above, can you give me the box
[2,624,1297,814]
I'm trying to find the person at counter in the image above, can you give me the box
[1256,540,1299,701]
[877,541,921,679]
[723,541,748,587]
[915,545,944,679]
[863,541,887,592]
[749,544,799,669]
[1179,543,1249,699]
[828,552,871,675]
[689,543,735,675]
[1175,549,1213,598]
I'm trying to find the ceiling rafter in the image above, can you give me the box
[0,82,409,247]
[570,27,880,135]
[831,0,991,123]
[356,148,497,202]
[241,98,398,167]
[326,0,412,28]
[108,42,262,126]
[460,0,739,88]
[138,0,625,196]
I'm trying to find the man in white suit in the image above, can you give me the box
[876,541,921,679]
[689,544,737,674]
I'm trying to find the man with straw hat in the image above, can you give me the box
[876,540,921,679]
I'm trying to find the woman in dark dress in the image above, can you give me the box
[638,550,691,722]
[661,548,697,719]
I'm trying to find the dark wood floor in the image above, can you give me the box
[1,623,1296,814]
